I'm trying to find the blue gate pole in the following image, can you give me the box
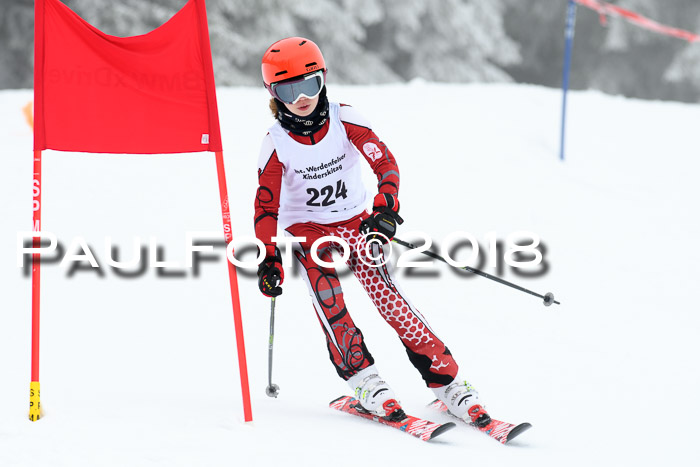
[560,0,578,161]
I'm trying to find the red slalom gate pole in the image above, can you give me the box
[214,150,253,422]
[194,0,251,421]
[29,150,43,421]
[30,0,44,423]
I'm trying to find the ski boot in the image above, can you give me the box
[348,366,405,421]
[432,378,492,428]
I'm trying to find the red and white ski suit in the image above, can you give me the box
[254,102,458,387]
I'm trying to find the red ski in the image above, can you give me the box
[330,396,456,441]
[428,399,532,444]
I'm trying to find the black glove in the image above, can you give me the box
[257,249,284,297]
[359,193,404,244]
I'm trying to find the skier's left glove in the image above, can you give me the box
[359,193,403,244]
[257,248,284,297]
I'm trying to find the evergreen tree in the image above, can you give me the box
[206,0,400,85]
[352,0,520,82]
[0,0,698,102]
[664,1,700,96]
[0,0,34,89]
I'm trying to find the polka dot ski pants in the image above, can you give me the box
[286,213,458,388]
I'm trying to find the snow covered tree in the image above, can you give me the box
[503,0,700,101]
[350,0,521,82]
[602,0,661,51]
[1,0,699,102]
[56,0,522,86]
[665,39,700,90]
[205,0,400,86]
[588,0,700,100]
[0,0,34,89]
[664,2,700,95]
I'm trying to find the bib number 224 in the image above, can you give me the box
[306,180,348,207]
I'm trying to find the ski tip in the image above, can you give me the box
[505,422,532,444]
[329,395,350,406]
[429,421,457,440]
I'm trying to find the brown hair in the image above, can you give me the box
[269,98,279,117]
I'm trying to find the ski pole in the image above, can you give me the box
[392,237,560,306]
[265,297,280,397]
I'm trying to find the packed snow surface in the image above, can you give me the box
[1,83,699,466]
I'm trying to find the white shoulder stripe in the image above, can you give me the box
[338,104,373,130]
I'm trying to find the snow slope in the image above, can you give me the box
[1,83,699,466]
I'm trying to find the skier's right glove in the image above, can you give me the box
[359,193,404,244]
[257,249,284,297]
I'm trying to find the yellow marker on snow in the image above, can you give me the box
[29,381,41,421]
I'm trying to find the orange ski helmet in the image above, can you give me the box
[261,37,326,86]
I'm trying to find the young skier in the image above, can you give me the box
[254,37,490,427]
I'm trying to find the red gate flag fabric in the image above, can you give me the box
[34,0,223,154]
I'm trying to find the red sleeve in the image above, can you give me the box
[342,119,400,197]
[255,149,283,258]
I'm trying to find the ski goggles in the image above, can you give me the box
[268,70,326,104]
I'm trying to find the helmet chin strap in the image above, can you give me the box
[276,87,329,137]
